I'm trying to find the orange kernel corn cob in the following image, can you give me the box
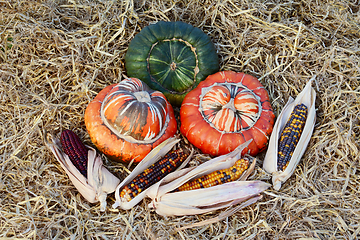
[120,148,188,202]
[277,103,308,171]
[60,130,88,177]
[175,157,250,192]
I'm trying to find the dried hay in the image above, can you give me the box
[1,0,359,239]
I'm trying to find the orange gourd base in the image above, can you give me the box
[85,78,177,163]
[180,71,275,156]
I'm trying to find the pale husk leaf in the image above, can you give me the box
[45,136,120,211]
[263,79,317,190]
[146,141,270,216]
[149,181,270,216]
[175,195,263,230]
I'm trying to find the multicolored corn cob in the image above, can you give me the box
[119,148,188,202]
[174,157,250,192]
[277,103,308,171]
[60,130,88,177]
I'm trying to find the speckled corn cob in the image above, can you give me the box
[120,148,188,202]
[60,130,88,177]
[277,103,308,171]
[175,158,250,192]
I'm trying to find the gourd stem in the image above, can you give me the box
[133,91,151,103]
[170,62,177,71]
[222,98,237,112]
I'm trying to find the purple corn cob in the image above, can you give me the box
[277,103,308,171]
[60,130,88,177]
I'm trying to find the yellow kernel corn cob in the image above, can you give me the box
[120,148,188,202]
[175,158,249,192]
[60,130,88,177]
[277,103,308,171]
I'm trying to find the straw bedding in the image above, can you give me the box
[1,0,359,239]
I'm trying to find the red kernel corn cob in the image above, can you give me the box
[120,148,188,202]
[277,103,308,171]
[175,157,250,192]
[60,130,88,177]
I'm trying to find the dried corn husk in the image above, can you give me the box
[112,137,193,210]
[146,141,271,217]
[45,134,120,211]
[263,79,316,190]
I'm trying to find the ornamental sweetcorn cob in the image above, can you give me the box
[174,157,250,192]
[120,148,188,202]
[60,130,88,177]
[277,103,308,171]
